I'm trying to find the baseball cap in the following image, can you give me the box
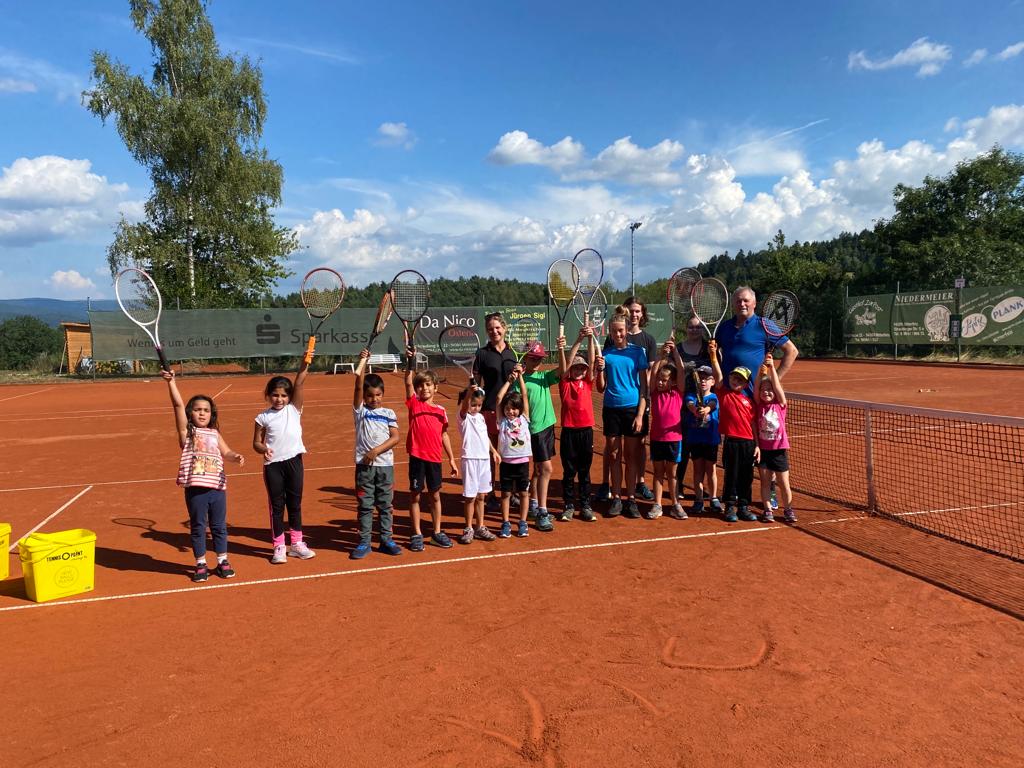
[525,341,546,358]
[730,366,752,381]
[696,364,713,377]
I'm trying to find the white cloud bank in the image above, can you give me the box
[48,269,96,297]
[374,121,418,149]
[293,103,1024,288]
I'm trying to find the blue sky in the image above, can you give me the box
[1,0,1023,299]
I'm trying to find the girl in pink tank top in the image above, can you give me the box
[754,356,796,524]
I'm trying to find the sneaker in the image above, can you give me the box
[379,539,403,556]
[409,533,425,552]
[671,503,688,520]
[432,531,454,548]
[724,506,739,523]
[738,507,758,522]
[607,498,623,518]
[558,503,575,522]
[636,482,654,501]
[710,498,724,512]
[676,488,687,500]
[625,498,641,519]
[646,503,663,520]
[270,545,287,565]
[215,560,235,579]
[528,499,539,519]
[458,526,475,545]
[580,504,596,522]
[594,483,611,502]
[475,526,496,541]
[288,541,316,560]
[191,563,209,583]
[350,542,371,560]
[516,520,529,538]
[690,501,705,515]
[537,512,554,532]
[498,521,512,538]
[761,510,775,523]
[783,507,798,524]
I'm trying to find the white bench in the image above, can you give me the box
[333,352,427,374]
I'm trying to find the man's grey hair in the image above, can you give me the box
[732,286,756,302]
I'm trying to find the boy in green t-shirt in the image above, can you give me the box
[514,342,560,533]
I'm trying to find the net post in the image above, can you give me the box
[863,405,877,512]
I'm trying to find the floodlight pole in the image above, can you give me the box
[629,221,642,296]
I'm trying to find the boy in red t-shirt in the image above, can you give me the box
[404,349,459,551]
[556,326,597,522]
[708,340,760,523]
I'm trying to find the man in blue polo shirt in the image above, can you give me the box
[714,286,799,395]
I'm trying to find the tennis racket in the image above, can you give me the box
[547,258,579,338]
[365,290,394,352]
[572,248,605,328]
[574,285,608,357]
[690,277,729,353]
[506,316,542,363]
[114,267,170,372]
[439,326,481,386]
[389,269,430,370]
[667,267,701,341]
[760,289,799,372]
[300,267,346,364]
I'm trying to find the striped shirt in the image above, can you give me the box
[176,427,227,489]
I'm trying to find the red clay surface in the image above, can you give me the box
[1,360,1022,767]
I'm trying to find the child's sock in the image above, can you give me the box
[216,553,228,564]
[289,530,303,545]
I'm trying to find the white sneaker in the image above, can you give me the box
[288,541,316,560]
[671,503,689,520]
[270,544,287,564]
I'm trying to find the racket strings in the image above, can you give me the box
[116,270,161,325]
[667,268,701,314]
[391,278,429,322]
[507,319,542,355]
[547,260,579,307]
[439,327,480,365]
[761,292,799,334]
[301,271,345,319]
[691,281,728,324]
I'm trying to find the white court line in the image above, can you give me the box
[0,388,52,403]
[786,376,905,385]
[212,383,233,399]
[7,485,93,552]
[0,461,410,493]
[0,524,779,613]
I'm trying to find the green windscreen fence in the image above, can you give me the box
[89,304,675,361]
[844,286,1024,345]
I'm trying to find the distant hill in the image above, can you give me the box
[0,298,120,327]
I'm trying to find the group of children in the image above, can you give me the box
[163,305,795,583]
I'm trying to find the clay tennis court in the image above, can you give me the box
[1,359,1022,767]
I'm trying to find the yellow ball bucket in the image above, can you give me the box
[18,529,96,603]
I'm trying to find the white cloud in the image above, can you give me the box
[48,269,96,296]
[848,37,952,77]
[964,48,988,67]
[0,77,36,93]
[374,121,417,150]
[0,155,137,246]
[487,130,585,170]
[0,48,82,100]
[996,41,1024,61]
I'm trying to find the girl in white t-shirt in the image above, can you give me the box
[253,357,314,564]
[457,382,502,544]
[494,370,532,538]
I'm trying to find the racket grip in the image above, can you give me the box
[558,322,564,340]
[156,346,170,373]
[304,335,316,364]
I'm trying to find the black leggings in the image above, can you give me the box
[263,454,304,541]
[721,437,755,507]
[560,427,594,505]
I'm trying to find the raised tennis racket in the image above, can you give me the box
[572,248,605,328]
[365,290,394,352]
[300,267,346,364]
[389,269,430,370]
[574,285,608,357]
[690,277,729,351]
[439,325,481,386]
[114,267,170,372]
[760,289,799,371]
[506,316,543,363]
[667,267,701,341]
[547,258,579,338]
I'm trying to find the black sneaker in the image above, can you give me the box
[215,560,235,579]
[580,504,596,522]
[191,563,209,583]
[558,504,574,522]
[537,513,555,532]
[636,482,654,501]
[607,498,623,517]
[625,498,641,519]
[738,506,758,522]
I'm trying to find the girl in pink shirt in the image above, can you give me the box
[754,355,796,523]
[648,341,688,519]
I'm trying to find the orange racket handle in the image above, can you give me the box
[304,335,316,364]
